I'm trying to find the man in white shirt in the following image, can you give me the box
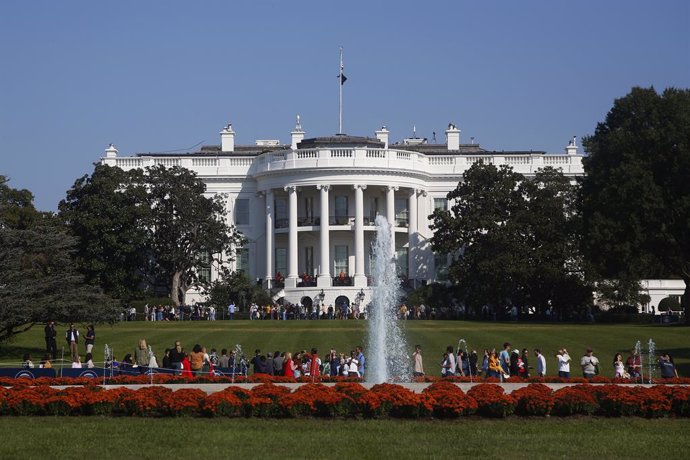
[556,348,571,379]
[535,348,546,377]
[227,302,236,320]
[580,348,599,380]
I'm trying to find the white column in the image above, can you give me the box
[265,189,274,287]
[386,186,398,256]
[285,185,298,288]
[317,184,331,287]
[408,188,418,285]
[354,184,367,287]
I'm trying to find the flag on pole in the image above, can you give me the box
[339,49,347,85]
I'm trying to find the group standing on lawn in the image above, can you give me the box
[30,322,681,380]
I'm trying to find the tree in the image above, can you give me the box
[0,178,119,343]
[430,163,528,310]
[142,165,244,306]
[206,269,271,313]
[0,175,38,230]
[59,165,149,301]
[429,162,590,316]
[579,87,690,323]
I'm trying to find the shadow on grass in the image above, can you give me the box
[0,344,47,362]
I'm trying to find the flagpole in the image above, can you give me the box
[339,47,343,134]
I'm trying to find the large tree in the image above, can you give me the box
[430,163,590,316]
[579,87,690,323]
[59,165,149,301]
[142,165,244,306]
[60,165,243,306]
[0,177,119,343]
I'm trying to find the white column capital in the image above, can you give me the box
[387,185,399,192]
[416,189,427,197]
[284,185,298,193]
[353,184,368,190]
[317,184,331,192]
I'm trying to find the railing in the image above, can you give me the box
[116,158,144,168]
[107,147,583,178]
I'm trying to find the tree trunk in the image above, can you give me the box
[171,271,182,306]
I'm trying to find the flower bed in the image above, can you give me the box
[1,382,688,418]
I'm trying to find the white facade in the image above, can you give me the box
[101,119,586,308]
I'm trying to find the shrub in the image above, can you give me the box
[467,384,515,418]
[552,386,599,416]
[512,383,554,416]
[422,381,477,418]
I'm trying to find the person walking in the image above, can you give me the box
[85,325,95,355]
[227,301,235,320]
[412,345,424,378]
[535,348,546,377]
[556,348,571,379]
[65,323,79,362]
[580,348,599,380]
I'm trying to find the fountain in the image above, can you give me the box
[367,215,409,383]
[647,339,656,384]
[633,340,643,382]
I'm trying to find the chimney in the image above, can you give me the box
[375,126,390,149]
[291,115,305,150]
[565,136,578,155]
[220,123,235,152]
[105,143,118,158]
[446,123,460,151]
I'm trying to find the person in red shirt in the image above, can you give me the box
[309,348,320,380]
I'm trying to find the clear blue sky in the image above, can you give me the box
[1,1,688,211]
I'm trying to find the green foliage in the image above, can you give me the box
[658,296,682,312]
[59,165,149,301]
[580,87,690,323]
[404,283,456,308]
[207,270,271,311]
[60,164,245,306]
[429,162,589,314]
[142,165,246,306]
[0,175,40,230]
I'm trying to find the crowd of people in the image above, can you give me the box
[30,321,681,381]
[412,342,680,380]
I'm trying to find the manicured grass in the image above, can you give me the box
[0,417,688,459]
[1,320,688,377]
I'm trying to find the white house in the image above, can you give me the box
[102,118,589,310]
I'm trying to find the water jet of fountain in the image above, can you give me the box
[367,215,409,383]
[647,339,656,384]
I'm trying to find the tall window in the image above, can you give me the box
[396,248,408,277]
[335,245,349,276]
[235,198,249,225]
[369,197,379,224]
[334,195,348,224]
[395,198,408,226]
[275,198,287,228]
[433,197,448,211]
[304,246,314,276]
[198,252,212,284]
[434,252,449,281]
[304,196,314,224]
[275,248,287,278]
[236,248,249,274]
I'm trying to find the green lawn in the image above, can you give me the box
[0,417,688,459]
[1,320,688,377]
[0,320,690,376]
